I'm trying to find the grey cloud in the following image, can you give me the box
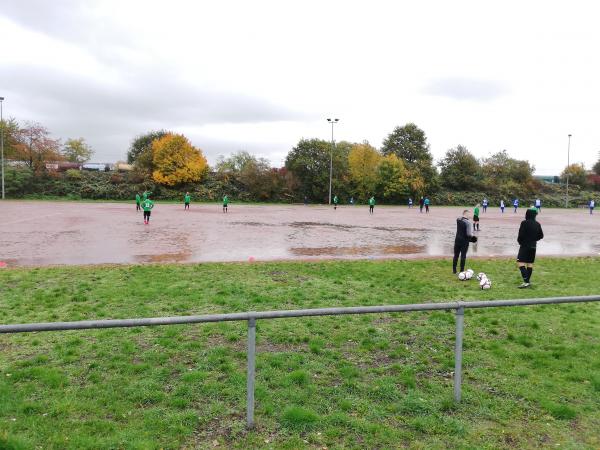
[1,0,125,50]
[3,65,302,125]
[424,77,508,101]
[1,0,85,37]
[1,1,157,69]
[0,2,310,165]
[3,64,305,162]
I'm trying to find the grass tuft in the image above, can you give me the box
[590,375,600,392]
[287,369,310,386]
[280,406,320,430]
[541,401,577,420]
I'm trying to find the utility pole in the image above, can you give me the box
[326,118,339,205]
[566,134,572,208]
[1,96,5,200]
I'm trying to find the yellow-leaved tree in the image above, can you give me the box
[348,142,382,199]
[377,154,411,201]
[152,134,208,186]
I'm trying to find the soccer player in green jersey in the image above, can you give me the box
[333,195,339,210]
[473,204,480,231]
[369,196,375,214]
[135,193,141,211]
[142,198,154,224]
[223,195,229,213]
[184,192,191,210]
[142,190,152,201]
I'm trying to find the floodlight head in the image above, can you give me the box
[0,97,4,101]
[334,118,339,122]
[568,134,572,137]
[327,118,332,122]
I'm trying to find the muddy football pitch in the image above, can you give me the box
[0,201,599,267]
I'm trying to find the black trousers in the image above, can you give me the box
[453,241,469,273]
[143,211,151,221]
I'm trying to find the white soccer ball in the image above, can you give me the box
[481,280,492,290]
[466,269,474,277]
[477,272,486,281]
[458,271,467,281]
[465,270,473,280]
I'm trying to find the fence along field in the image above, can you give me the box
[1,257,600,448]
[2,295,599,429]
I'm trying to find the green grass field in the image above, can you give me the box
[1,258,599,449]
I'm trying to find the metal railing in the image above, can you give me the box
[1,295,599,428]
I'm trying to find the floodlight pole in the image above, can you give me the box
[566,134,571,208]
[327,118,339,205]
[1,96,5,200]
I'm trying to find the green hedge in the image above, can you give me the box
[4,167,597,206]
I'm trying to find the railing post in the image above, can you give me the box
[246,316,256,429]
[454,306,465,402]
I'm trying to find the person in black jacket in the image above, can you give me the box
[453,210,477,274]
[517,207,544,288]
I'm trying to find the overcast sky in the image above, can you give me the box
[1,0,599,174]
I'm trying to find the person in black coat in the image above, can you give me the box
[453,209,477,274]
[517,207,544,288]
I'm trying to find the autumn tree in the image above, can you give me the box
[63,137,94,163]
[128,130,168,174]
[481,150,534,184]
[348,142,381,199]
[216,151,300,201]
[376,154,410,202]
[593,154,600,176]
[439,145,482,190]
[381,123,432,164]
[216,151,261,176]
[285,138,351,202]
[217,151,272,198]
[13,122,62,172]
[151,133,208,186]
[381,123,437,193]
[0,118,22,160]
[561,163,587,187]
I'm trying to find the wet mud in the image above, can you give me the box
[290,244,425,256]
[0,201,599,267]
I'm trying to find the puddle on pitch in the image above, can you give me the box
[290,243,425,257]
[133,252,192,263]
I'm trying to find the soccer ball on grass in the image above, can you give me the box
[480,277,492,290]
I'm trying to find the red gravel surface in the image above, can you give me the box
[0,201,598,267]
